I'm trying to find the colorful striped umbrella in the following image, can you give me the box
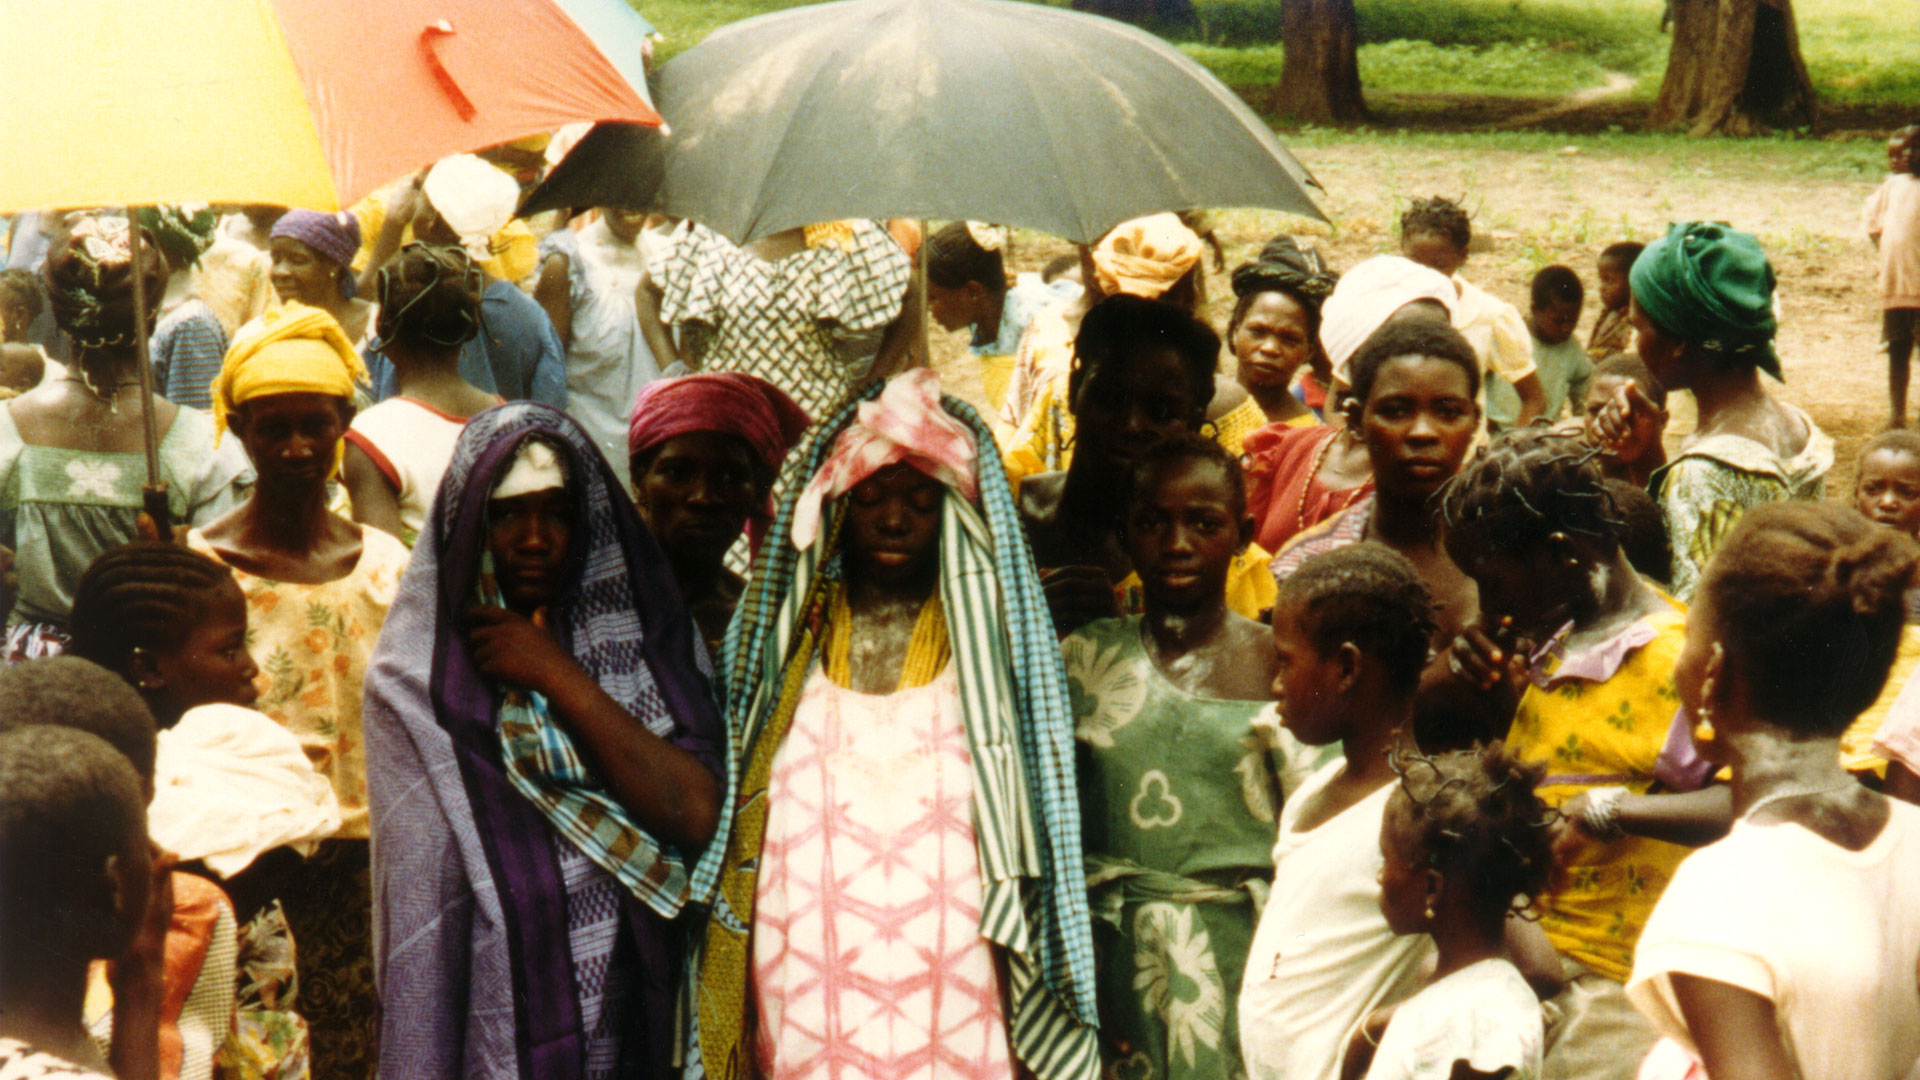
[0,0,662,214]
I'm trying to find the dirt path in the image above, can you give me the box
[1497,72,1639,129]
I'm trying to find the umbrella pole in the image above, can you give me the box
[126,213,171,541]
[917,218,930,369]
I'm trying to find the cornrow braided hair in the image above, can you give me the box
[1386,743,1555,928]
[68,542,238,678]
[1400,196,1472,251]
[1699,502,1920,737]
[1278,542,1438,696]
[1438,428,1621,561]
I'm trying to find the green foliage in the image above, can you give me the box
[636,0,1920,109]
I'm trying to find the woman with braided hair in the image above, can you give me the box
[342,243,502,544]
[1342,744,1555,1080]
[1627,502,1920,1080]
[0,213,253,661]
[1437,428,1704,1080]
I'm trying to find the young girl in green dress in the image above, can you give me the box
[1066,436,1328,1080]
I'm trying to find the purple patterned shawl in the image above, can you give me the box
[364,402,723,1080]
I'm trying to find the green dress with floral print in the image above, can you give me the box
[1064,616,1334,1080]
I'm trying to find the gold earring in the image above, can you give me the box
[1693,670,1717,743]
[1423,902,1436,922]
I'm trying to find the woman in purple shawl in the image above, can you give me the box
[364,401,724,1080]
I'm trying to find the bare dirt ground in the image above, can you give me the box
[931,136,1891,495]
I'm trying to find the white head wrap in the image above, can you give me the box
[492,439,568,499]
[1320,255,1457,381]
[423,154,520,262]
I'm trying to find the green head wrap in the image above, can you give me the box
[1629,221,1781,380]
[131,204,218,271]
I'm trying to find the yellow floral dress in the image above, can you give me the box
[187,527,410,840]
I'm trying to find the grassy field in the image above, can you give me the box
[640,0,1920,115]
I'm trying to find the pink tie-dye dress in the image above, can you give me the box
[753,665,1014,1080]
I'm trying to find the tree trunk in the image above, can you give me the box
[1271,0,1366,125]
[1649,0,1817,135]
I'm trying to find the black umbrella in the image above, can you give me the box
[522,0,1325,244]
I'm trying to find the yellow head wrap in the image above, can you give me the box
[1093,212,1204,299]
[211,302,366,473]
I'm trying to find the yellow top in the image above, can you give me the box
[1840,623,1920,777]
[350,182,539,284]
[1506,606,1693,982]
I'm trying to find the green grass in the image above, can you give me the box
[638,0,1920,110]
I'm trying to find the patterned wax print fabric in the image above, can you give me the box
[754,666,1014,1080]
[540,220,661,489]
[1001,305,1075,441]
[186,526,408,840]
[1654,404,1833,601]
[654,220,912,422]
[151,299,230,411]
[1363,959,1544,1080]
[1505,607,1693,984]
[0,402,253,638]
[1270,496,1373,583]
[1065,616,1336,1080]
[0,1039,112,1079]
[691,387,1100,1080]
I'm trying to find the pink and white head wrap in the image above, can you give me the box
[790,369,977,550]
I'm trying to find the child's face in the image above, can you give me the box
[1124,459,1246,614]
[1596,259,1631,311]
[1582,375,1665,466]
[1855,448,1920,536]
[0,298,31,343]
[1890,132,1915,176]
[1232,291,1314,395]
[488,486,576,614]
[1401,231,1465,279]
[149,584,260,713]
[1376,793,1431,936]
[844,463,945,592]
[1270,595,1347,746]
[1531,297,1582,346]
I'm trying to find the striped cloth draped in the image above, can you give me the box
[686,385,1099,1080]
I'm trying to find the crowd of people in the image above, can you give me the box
[1,121,1919,1080]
